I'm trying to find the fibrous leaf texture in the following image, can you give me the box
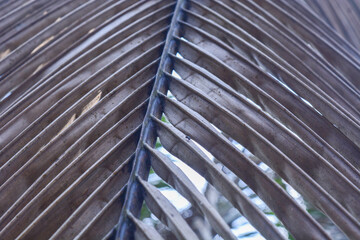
[0,0,359,239]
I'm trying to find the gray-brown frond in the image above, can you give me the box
[0,0,359,239]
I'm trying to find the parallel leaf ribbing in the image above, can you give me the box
[0,0,359,239]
